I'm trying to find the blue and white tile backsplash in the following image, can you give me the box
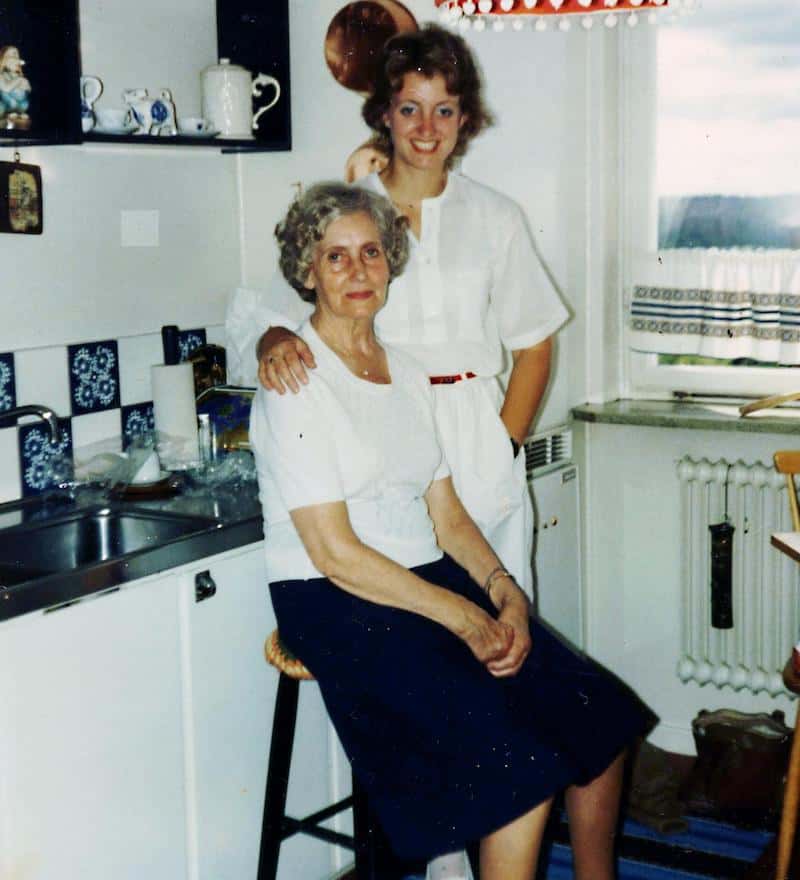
[179,328,206,361]
[121,402,155,450]
[68,340,121,416]
[0,325,224,502]
[19,419,73,497]
[0,353,16,413]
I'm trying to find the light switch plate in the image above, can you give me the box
[120,209,159,247]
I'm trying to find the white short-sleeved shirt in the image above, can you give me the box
[249,320,450,583]
[225,171,568,385]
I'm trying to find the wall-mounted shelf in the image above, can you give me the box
[82,131,290,154]
[1,0,290,154]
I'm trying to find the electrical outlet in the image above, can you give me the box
[120,209,159,247]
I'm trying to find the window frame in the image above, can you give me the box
[620,11,800,400]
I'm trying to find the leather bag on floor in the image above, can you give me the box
[680,708,792,826]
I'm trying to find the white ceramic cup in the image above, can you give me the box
[178,116,212,135]
[94,108,131,131]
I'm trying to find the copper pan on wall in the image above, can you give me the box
[324,1,418,95]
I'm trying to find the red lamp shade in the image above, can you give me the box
[435,0,668,14]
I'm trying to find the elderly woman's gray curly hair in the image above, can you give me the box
[275,182,409,302]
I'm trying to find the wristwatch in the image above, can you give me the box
[510,437,520,458]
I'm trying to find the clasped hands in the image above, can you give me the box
[458,579,532,678]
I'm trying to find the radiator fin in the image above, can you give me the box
[677,456,799,696]
[524,428,572,479]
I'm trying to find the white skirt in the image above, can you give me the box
[431,376,534,594]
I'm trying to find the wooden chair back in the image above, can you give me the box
[772,450,800,879]
[773,451,800,531]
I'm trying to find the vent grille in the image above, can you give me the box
[524,427,572,479]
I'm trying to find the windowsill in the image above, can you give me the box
[571,399,800,435]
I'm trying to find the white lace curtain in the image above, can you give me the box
[629,249,800,364]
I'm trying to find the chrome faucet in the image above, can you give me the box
[0,405,59,443]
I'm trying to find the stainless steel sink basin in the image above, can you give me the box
[0,506,219,579]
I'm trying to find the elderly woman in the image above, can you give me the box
[250,182,648,880]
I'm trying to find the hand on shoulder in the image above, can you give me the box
[258,326,316,394]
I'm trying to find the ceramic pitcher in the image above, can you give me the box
[201,58,280,140]
[79,75,102,132]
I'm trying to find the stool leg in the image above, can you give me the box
[466,839,481,879]
[258,673,300,880]
[352,774,410,880]
[352,773,378,880]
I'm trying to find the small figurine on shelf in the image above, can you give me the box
[0,46,31,130]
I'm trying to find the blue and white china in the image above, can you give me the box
[122,88,178,136]
[177,116,215,136]
[94,107,134,134]
[80,75,103,133]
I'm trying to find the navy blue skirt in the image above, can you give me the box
[269,555,650,861]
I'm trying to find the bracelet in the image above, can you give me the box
[483,566,513,599]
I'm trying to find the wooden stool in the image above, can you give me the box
[775,656,800,880]
[257,629,381,880]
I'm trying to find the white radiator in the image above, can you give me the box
[526,427,582,648]
[677,456,800,696]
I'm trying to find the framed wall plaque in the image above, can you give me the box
[0,160,42,234]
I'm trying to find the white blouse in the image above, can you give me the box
[249,321,449,583]
[226,171,568,384]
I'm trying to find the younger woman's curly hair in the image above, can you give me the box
[275,182,409,302]
[362,24,493,168]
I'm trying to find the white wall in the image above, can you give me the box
[0,144,238,351]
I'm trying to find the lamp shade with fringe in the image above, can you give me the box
[435,0,678,31]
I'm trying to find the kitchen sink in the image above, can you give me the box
[0,506,219,582]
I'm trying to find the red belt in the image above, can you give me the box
[429,372,477,385]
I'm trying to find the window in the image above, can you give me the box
[625,1,800,397]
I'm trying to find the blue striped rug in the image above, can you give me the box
[540,814,773,880]
[397,814,772,879]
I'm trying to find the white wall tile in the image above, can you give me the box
[71,410,123,468]
[205,324,225,347]
[0,427,21,502]
[14,347,71,417]
[118,333,162,406]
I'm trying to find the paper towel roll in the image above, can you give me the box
[151,362,200,469]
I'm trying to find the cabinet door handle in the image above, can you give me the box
[195,570,217,602]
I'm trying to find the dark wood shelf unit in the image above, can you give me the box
[0,0,290,154]
[216,0,291,153]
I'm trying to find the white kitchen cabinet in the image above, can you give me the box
[0,573,188,880]
[0,542,345,880]
[179,543,338,880]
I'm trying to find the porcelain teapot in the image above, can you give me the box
[201,58,280,140]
